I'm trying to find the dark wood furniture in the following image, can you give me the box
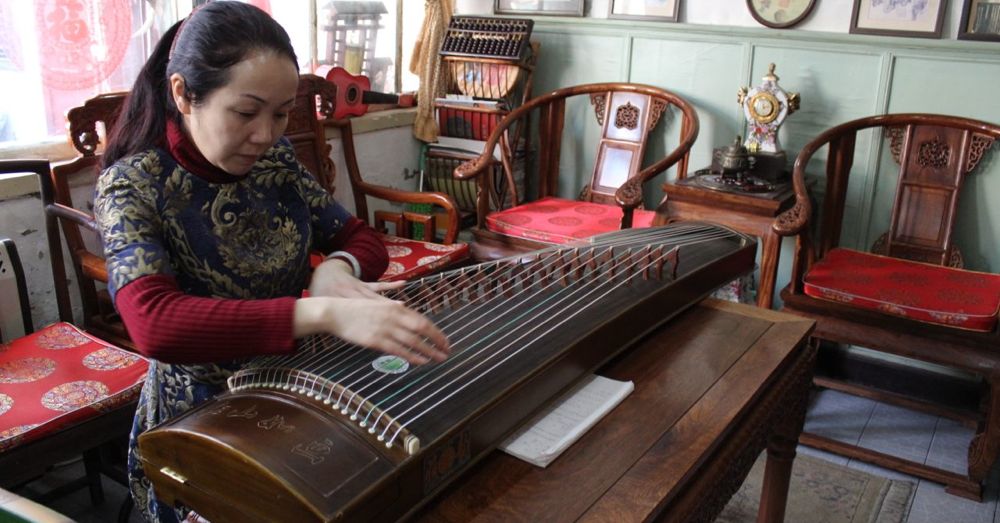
[455,82,699,261]
[0,159,141,510]
[290,74,339,192]
[327,117,464,246]
[304,76,470,278]
[50,92,131,347]
[772,113,1000,500]
[417,299,815,523]
[656,178,798,309]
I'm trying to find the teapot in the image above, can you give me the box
[713,136,754,174]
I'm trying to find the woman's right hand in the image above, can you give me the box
[293,296,450,364]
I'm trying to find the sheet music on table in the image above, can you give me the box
[499,374,634,468]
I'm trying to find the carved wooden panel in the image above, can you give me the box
[66,92,126,157]
[614,101,639,130]
[886,124,971,265]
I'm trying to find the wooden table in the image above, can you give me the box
[417,299,815,523]
[655,178,798,309]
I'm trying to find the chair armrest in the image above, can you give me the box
[78,251,109,284]
[46,203,109,283]
[614,177,646,211]
[357,184,463,244]
[46,203,98,232]
[454,151,495,181]
[771,162,812,238]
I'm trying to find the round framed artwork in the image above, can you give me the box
[747,0,817,29]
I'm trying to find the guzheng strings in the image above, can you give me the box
[230,223,741,452]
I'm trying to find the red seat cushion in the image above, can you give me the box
[803,248,1000,332]
[0,323,148,451]
[309,237,469,282]
[485,197,656,244]
[378,234,469,282]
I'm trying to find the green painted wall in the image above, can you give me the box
[525,18,1000,303]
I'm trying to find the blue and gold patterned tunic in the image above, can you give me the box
[94,138,352,522]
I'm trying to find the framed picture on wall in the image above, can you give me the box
[959,0,1000,41]
[746,0,816,28]
[608,0,680,22]
[850,0,946,38]
[495,0,584,16]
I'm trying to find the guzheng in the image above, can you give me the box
[138,223,756,522]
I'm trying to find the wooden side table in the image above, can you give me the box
[417,300,815,523]
[654,176,798,309]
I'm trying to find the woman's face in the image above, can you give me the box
[172,50,299,175]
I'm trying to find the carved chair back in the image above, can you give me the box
[50,93,129,345]
[876,121,995,266]
[288,74,337,192]
[778,113,1000,280]
[467,83,696,214]
[575,88,683,206]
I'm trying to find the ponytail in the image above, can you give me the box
[103,21,182,168]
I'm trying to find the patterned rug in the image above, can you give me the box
[717,453,915,523]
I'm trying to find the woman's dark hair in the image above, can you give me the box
[103,1,299,167]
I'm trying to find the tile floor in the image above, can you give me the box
[11,388,1000,522]
[802,389,1000,523]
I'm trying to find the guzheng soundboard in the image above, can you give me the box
[139,223,756,522]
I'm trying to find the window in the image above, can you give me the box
[0,0,422,150]
[314,0,422,94]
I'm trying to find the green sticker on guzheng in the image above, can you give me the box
[372,355,410,374]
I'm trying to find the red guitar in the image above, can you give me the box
[321,66,416,120]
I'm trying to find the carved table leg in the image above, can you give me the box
[757,344,811,523]
[757,434,797,523]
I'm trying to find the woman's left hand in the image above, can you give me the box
[309,258,402,299]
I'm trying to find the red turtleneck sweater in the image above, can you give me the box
[111,120,387,363]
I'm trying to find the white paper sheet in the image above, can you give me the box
[499,374,634,468]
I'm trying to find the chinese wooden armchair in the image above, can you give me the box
[455,82,699,261]
[324,117,470,281]
[49,92,130,348]
[0,159,147,509]
[773,113,1000,500]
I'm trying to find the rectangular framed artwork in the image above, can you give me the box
[850,0,946,38]
[608,0,680,22]
[495,0,584,16]
[959,0,1000,41]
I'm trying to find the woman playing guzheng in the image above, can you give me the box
[93,3,449,521]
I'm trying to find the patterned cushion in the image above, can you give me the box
[378,234,469,282]
[309,236,470,282]
[0,323,148,451]
[485,196,656,244]
[803,248,1000,332]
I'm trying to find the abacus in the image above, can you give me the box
[439,16,533,61]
